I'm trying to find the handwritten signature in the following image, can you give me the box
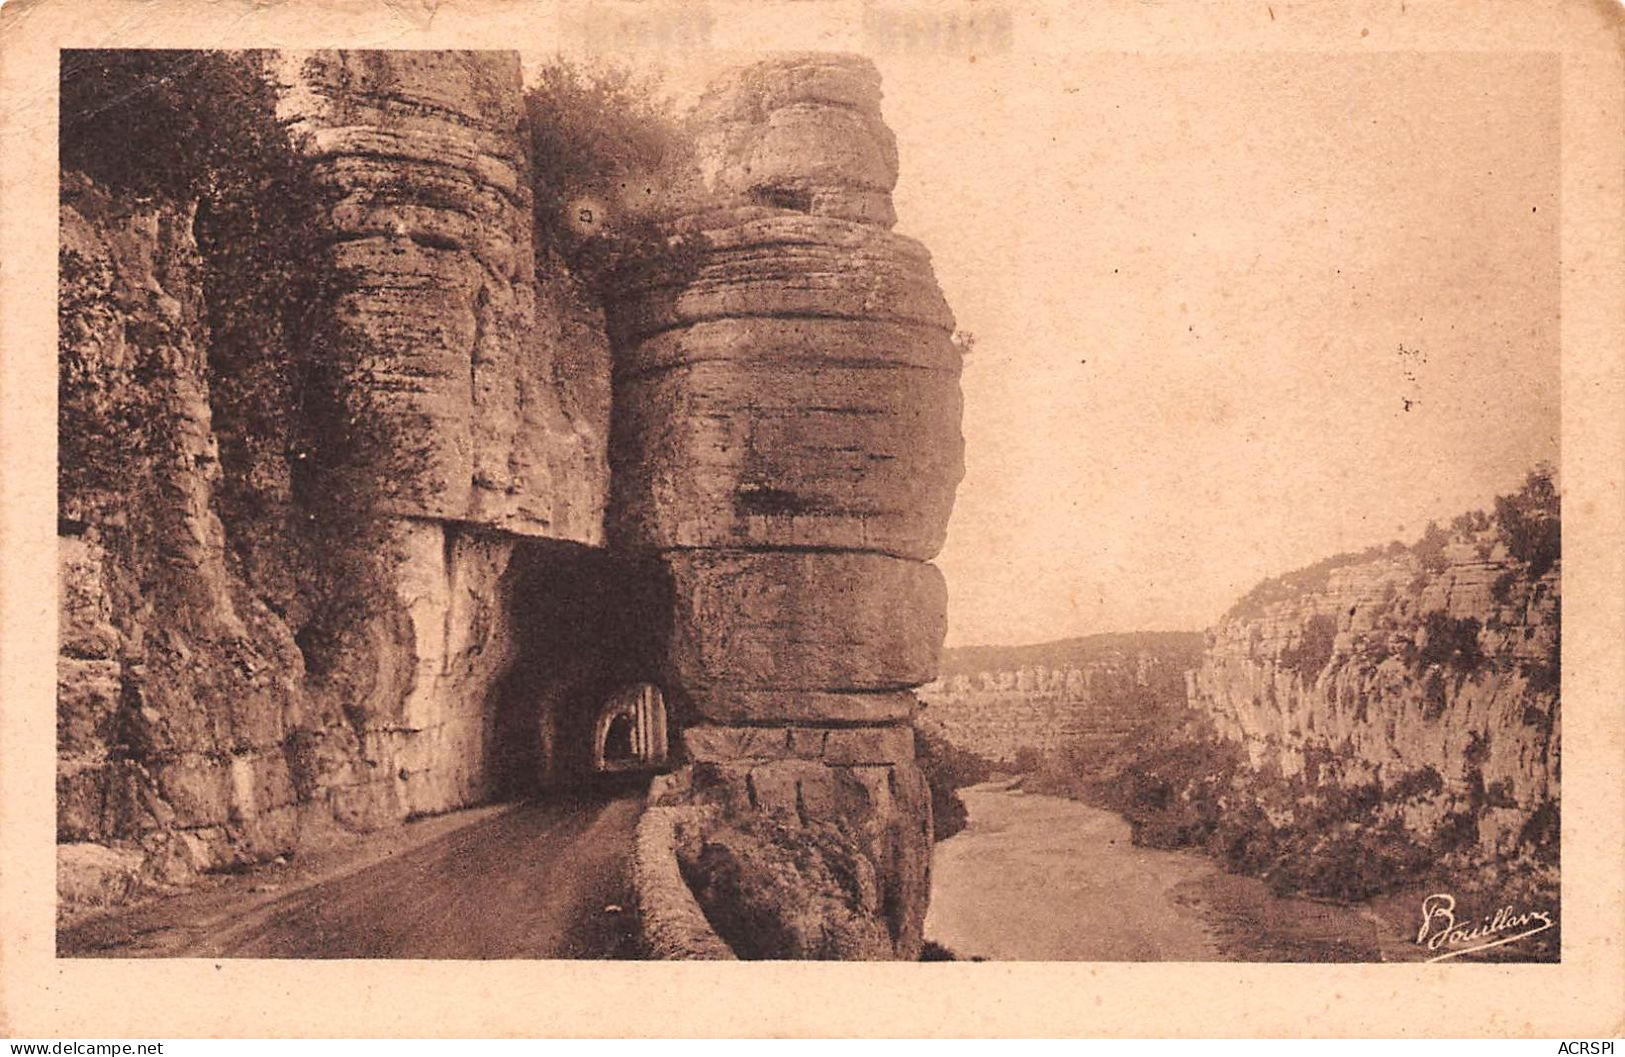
[1415,892,1555,962]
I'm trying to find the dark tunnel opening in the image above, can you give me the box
[602,712,635,764]
[486,540,672,799]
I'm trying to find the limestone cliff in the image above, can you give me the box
[959,479,1559,909]
[604,54,962,960]
[1188,508,1560,863]
[58,50,956,961]
[57,51,612,909]
[918,633,1201,764]
[281,51,605,539]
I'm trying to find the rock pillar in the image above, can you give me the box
[606,54,964,958]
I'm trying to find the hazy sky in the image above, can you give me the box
[541,49,1560,647]
[879,52,1560,645]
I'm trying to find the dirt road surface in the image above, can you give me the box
[60,784,648,959]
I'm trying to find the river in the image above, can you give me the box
[925,782,1416,961]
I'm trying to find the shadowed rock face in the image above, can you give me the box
[607,53,962,959]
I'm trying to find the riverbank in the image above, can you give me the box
[925,783,1549,962]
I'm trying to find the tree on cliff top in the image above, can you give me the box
[1227,464,1560,622]
[1495,463,1560,579]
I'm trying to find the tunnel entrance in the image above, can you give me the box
[487,541,670,797]
[592,682,669,773]
[604,714,634,763]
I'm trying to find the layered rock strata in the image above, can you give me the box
[918,651,1194,764]
[57,52,612,905]
[606,54,963,959]
[1188,532,1559,859]
[283,50,605,540]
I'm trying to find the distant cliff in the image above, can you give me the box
[1015,470,1560,910]
[918,632,1201,764]
[1188,470,1559,871]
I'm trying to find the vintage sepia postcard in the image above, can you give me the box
[2,0,1622,1039]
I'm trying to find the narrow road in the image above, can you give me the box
[60,783,648,959]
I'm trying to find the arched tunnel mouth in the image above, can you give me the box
[603,712,635,763]
[486,539,674,800]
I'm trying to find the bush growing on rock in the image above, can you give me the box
[60,51,322,513]
[524,60,691,283]
[59,48,394,585]
[1280,612,1338,678]
[62,50,286,203]
[1417,611,1483,673]
[1495,464,1560,578]
[1414,520,1450,574]
[913,727,994,841]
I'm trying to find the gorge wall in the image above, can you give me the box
[917,634,1200,764]
[921,483,1559,907]
[57,49,957,959]
[57,52,618,905]
[1187,512,1560,867]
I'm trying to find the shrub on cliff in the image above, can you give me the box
[913,727,995,841]
[1417,611,1484,673]
[1413,520,1450,574]
[525,60,688,277]
[59,51,311,511]
[1495,464,1560,578]
[1280,612,1338,678]
[1022,705,1247,851]
[61,50,286,204]
[1257,816,1434,902]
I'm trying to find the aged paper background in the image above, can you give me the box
[3,0,1622,1037]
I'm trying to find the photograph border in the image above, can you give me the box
[3,0,1622,1038]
